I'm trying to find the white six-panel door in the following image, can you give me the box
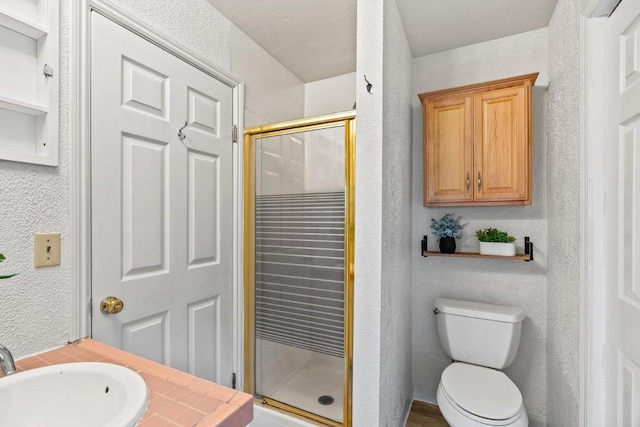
[90,12,233,386]
[606,1,640,424]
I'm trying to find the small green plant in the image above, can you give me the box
[475,228,516,243]
[430,213,467,239]
[0,253,17,279]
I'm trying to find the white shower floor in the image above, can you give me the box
[268,356,344,423]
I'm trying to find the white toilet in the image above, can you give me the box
[434,298,528,427]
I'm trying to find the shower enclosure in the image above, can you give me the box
[244,111,355,426]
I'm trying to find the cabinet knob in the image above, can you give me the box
[478,172,482,192]
[466,173,470,192]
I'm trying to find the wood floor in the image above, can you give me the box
[406,401,449,427]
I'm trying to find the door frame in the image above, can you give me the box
[69,0,245,387]
[580,0,621,425]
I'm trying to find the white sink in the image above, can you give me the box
[0,362,148,427]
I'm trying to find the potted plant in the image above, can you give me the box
[430,213,467,254]
[475,228,517,256]
[0,253,17,279]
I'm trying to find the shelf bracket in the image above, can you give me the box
[524,236,533,262]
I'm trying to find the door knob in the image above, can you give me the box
[100,296,124,314]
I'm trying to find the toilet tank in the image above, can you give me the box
[435,298,524,369]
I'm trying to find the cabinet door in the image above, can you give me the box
[474,86,530,203]
[423,96,473,205]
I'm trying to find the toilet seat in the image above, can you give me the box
[442,362,522,419]
[437,363,528,427]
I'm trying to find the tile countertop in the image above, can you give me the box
[13,339,253,427]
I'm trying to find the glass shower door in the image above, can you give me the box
[244,112,355,426]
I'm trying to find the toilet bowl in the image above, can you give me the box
[434,298,528,427]
[436,362,528,427]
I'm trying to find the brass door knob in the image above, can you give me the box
[100,296,124,314]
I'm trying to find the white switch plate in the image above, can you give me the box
[34,233,61,267]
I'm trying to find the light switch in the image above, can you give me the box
[34,233,61,267]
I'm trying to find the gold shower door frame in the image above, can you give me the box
[243,111,355,427]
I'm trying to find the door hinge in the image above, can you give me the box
[89,299,93,317]
[232,125,238,143]
[232,372,237,389]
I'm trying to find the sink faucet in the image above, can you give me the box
[0,344,16,375]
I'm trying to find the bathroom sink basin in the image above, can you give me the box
[0,362,148,427]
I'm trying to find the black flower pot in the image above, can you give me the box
[439,237,456,254]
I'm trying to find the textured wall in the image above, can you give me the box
[109,0,232,72]
[353,0,384,423]
[304,72,356,117]
[353,0,413,425]
[411,29,549,422]
[546,0,581,425]
[379,0,414,425]
[231,26,305,127]
[0,0,72,359]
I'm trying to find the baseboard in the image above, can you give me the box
[528,413,548,427]
[412,384,438,405]
[399,396,413,427]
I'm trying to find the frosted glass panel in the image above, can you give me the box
[254,125,346,423]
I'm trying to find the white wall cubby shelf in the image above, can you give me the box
[0,95,48,116]
[0,0,59,166]
[0,8,47,39]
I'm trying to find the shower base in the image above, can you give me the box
[268,355,344,423]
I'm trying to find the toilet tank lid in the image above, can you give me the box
[435,298,524,323]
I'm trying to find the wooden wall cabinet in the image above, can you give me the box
[419,73,538,206]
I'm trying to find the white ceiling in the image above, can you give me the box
[207,0,558,83]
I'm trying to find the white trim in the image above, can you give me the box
[71,0,244,383]
[252,405,317,426]
[400,395,413,427]
[579,13,588,427]
[69,0,91,341]
[580,2,609,425]
[233,82,245,390]
[582,0,621,17]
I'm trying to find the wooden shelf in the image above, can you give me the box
[0,95,48,116]
[422,251,532,261]
[420,236,533,262]
[0,9,47,39]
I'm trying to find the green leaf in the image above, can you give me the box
[475,227,516,243]
[0,253,17,278]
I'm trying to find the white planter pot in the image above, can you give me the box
[479,241,516,256]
